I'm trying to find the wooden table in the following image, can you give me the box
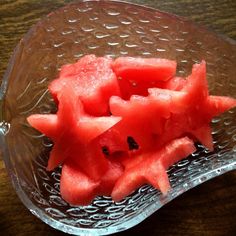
[0,1,235,235]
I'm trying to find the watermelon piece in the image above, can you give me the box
[97,160,124,196]
[99,128,128,154]
[109,88,188,150]
[109,151,130,167]
[27,114,58,138]
[69,140,109,181]
[109,150,142,170]
[111,137,196,202]
[164,76,187,91]
[148,88,188,114]
[60,161,99,206]
[110,96,159,150]
[205,95,236,120]
[61,159,124,205]
[182,60,208,104]
[190,125,213,151]
[112,57,177,82]
[27,56,236,205]
[28,84,120,171]
[49,55,121,116]
[112,57,177,99]
[59,54,97,77]
[77,116,121,144]
[154,61,236,150]
[45,85,83,170]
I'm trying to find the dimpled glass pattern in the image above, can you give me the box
[0,1,236,235]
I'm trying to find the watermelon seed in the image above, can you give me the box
[127,136,139,150]
[102,146,110,156]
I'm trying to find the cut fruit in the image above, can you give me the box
[60,161,99,206]
[111,137,196,202]
[69,140,109,181]
[112,57,177,99]
[97,161,124,196]
[49,55,121,116]
[27,56,236,205]
[164,76,187,91]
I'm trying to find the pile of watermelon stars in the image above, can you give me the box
[28,55,236,205]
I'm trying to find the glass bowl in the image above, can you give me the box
[0,1,235,235]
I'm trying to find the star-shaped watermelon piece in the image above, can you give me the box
[27,84,121,171]
[160,61,236,151]
[111,137,196,201]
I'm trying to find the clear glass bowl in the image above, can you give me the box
[0,1,235,235]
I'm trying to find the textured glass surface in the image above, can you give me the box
[0,1,236,235]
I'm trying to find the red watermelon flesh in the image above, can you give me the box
[49,55,121,116]
[77,115,121,144]
[61,159,124,205]
[205,95,236,120]
[164,76,187,91]
[110,150,143,170]
[159,62,236,151]
[99,128,128,154]
[59,54,97,77]
[109,88,188,151]
[157,111,212,151]
[97,160,124,196]
[27,55,236,205]
[148,88,188,114]
[60,160,99,206]
[112,57,177,80]
[110,96,162,150]
[46,84,83,170]
[68,140,109,181]
[182,60,208,104]
[27,114,58,138]
[28,83,120,171]
[190,125,213,151]
[111,137,196,202]
[111,57,177,99]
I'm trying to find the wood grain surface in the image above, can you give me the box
[0,0,235,235]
